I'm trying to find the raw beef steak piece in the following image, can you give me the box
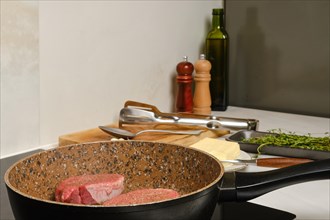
[103,188,180,206]
[55,174,124,205]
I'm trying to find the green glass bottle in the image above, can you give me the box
[205,8,229,111]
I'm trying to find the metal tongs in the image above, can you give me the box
[119,101,259,131]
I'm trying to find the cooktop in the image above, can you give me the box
[211,202,295,220]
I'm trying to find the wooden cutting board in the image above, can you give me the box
[58,124,230,147]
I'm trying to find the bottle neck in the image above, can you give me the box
[212,12,225,29]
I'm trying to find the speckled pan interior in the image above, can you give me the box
[5,141,223,204]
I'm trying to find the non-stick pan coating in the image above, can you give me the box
[5,141,223,220]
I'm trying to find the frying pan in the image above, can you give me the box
[4,141,330,220]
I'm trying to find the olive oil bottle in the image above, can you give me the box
[205,8,229,111]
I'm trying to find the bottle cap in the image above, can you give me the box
[212,8,224,15]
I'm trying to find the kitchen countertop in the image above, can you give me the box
[1,106,329,220]
[216,107,330,220]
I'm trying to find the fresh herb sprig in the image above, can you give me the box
[241,129,330,154]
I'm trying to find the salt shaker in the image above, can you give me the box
[176,56,194,113]
[193,54,212,115]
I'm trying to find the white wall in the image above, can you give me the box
[1,1,221,158]
[1,1,40,158]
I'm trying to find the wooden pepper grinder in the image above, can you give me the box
[193,54,212,115]
[176,56,194,113]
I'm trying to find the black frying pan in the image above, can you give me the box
[4,141,330,220]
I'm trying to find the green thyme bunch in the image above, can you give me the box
[242,129,330,153]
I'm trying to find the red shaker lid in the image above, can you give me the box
[176,56,194,83]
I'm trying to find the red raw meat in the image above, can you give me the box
[103,188,180,206]
[55,174,124,205]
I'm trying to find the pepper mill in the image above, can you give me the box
[193,54,212,115]
[176,56,194,113]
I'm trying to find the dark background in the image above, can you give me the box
[226,0,329,117]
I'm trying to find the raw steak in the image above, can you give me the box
[55,174,124,205]
[103,188,180,206]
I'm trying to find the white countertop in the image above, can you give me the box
[215,106,330,220]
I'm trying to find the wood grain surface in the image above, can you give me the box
[58,124,230,147]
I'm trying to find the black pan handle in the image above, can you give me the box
[219,158,330,202]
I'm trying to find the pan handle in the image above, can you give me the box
[218,158,330,202]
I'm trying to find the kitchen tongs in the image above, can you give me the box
[119,101,259,131]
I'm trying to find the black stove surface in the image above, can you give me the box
[211,202,295,220]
